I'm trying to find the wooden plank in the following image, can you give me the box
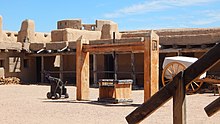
[144,31,159,102]
[83,42,144,53]
[204,97,220,117]
[126,43,220,124]
[89,37,144,45]
[76,37,90,100]
[173,71,186,124]
[59,55,63,81]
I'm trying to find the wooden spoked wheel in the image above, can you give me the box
[162,62,203,94]
[162,62,186,86]
[186,80,203,94]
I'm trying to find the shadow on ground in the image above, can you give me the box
[42,99,141,107]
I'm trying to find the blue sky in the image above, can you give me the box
[0,0,220,32]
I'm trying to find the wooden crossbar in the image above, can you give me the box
[205,97,220,117]
[82,42,144,53]
[126,43,220,124]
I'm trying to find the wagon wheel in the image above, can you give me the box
[186,80,203,94]
[162,62,203,93]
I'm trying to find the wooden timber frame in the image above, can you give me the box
[76,31,159,101]
[126,43,220,124]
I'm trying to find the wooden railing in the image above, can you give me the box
[126,43,220,124]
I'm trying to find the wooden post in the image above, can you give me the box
[41,56,44,83]
[76,37,90,100]
[131,53,136,86]
[59,55,63,81]
[173,71,186,124]
[93,54,97,84]
[143,31,159,102]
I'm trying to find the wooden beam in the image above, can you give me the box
[76,37,90,100]
[59,55,63,81]
[126,43,220,124]
[89,37,144,45]
[131,53,136,85]
[144,31,159,102]
[41,56,44,83]
[173,71,186,124]
[83,42,144,53]
[204,97,220,117]
[93,54,97,84]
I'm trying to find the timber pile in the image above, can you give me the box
[0,77,21,85]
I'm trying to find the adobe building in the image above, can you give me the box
[0,15,219,87]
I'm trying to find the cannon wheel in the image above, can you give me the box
[162,62,203,94]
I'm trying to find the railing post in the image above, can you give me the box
[173,71,186,124]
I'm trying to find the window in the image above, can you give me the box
[0,60,4,67]
[23,59,29,68]
[9,57,21,72]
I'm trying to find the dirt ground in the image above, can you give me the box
[0,85,220,124]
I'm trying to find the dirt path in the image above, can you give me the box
[0,85,219,124]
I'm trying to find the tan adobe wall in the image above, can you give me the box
[0,52,37,82]
[57,19,82,29]
[2,31,18,42]
[51,28,101,42]
[35,32,51,43]
[18,19,35,43]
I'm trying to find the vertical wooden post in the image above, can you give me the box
[131,52,136,86]
[173,71,186,124]
[76,37,90,100]
[59,55,63,81]
[93,54,97,84]
[41,56,44,83]
[144,31,159,102]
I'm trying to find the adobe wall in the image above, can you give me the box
[121,30,220,45]
[51,28,101,42]
[17,19,35,43]
[0,52,37,82]
[52,20,121,42]
[58,19,82,29]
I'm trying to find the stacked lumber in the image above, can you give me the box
[0,77,21,85]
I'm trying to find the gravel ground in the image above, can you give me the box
[0,85,219,124]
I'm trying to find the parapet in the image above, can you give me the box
[57,19,82,30]
[51,28,101,42]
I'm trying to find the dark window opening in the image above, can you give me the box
[23,59,29,68]
[0,60,4,67]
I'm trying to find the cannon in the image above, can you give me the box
[44,72,69,99]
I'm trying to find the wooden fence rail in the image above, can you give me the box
[126,43,220,124]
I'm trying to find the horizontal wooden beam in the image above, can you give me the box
[89,37,144,44]
[204,97,220,117]
[83,42,144,53]
[126,43,220,124]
